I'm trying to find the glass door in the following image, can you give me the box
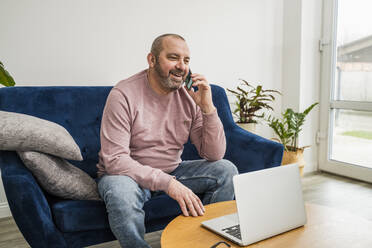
[319,0,372,182]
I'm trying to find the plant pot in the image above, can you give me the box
[281,147,306,177]
[237,123,256,133]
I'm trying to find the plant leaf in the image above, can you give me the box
[227,79,280,123]
[303,102,319,115]
[0,61,15,87]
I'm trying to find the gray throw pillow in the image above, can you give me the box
[17,151,101,201]
[0,111,82,161]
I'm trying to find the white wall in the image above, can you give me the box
[282,0,322,173]
[0,0,283,137]
[0,0,284,216]
[0,0,283,91]
[0,172,11,218]
[300,0,322,173]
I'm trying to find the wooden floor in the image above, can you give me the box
[1,171,372,248]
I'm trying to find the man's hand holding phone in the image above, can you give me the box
[184,69,216,114]
[184,70,194,90]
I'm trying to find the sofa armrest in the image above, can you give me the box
[224,126,284,173]
[0,151,68,248]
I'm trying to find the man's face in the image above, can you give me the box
[153,37,190,91]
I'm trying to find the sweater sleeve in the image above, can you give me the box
[99,89,173,191]
[189,107,226,160]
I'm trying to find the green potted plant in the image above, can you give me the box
[0,61,15,87]
[267,102,318,176]
[227,79,281,133]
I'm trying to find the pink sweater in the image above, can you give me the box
[97,70,226,191]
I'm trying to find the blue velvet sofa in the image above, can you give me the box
[0,84,283,248]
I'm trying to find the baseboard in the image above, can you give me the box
[303,160,318,174]
[0,202,12,218]
[303,171,320,177]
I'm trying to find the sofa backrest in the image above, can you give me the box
[0,86,111,177]
[0,85,234,178]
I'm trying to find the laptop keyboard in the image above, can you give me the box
[222,224,241,240]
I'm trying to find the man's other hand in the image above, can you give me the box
[167,178,205,217]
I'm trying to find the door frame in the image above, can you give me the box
[318,0,372,183]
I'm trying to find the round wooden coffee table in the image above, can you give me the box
[161,200,372,248]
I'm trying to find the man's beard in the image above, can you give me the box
[154,62,184,91]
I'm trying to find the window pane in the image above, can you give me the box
[335,0,372,102]
[330,109,372,168]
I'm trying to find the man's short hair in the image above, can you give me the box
[151,34,185,59]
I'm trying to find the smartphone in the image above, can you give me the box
[184,69,193,90]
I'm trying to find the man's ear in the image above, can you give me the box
[147,53,156,68]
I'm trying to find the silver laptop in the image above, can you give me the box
[201,163,307,246]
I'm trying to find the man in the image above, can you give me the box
[97,34,238,248]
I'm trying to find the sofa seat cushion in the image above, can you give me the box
[51,194,181,233]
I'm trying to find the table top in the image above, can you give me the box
[161,200,372,248]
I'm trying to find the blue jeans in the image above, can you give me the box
[97,159,238,248]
